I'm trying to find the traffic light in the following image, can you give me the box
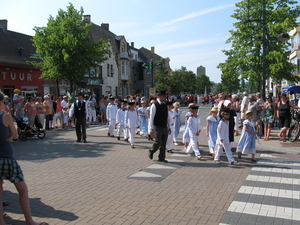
[143,63,152,71]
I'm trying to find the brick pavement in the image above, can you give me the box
[4,113,300,225]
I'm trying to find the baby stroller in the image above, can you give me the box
[16,117,46,141]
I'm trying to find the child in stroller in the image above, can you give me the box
[15,116,46,141]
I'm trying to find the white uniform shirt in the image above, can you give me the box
[125,110,138,128]
[216,119,230,144]
[116,108,127,125]
[106,103,118,120]
[187,115,202,135]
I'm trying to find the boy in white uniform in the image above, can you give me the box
[116,100,128,141]
[125,102,139,148]
[186,105,202,160]
[106,96,118,137]
[166,101,175,153]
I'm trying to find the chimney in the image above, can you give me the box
[101,23,109,30]
[84,15,91,23]
[0,20,8,32]
[131,42,134,48]
[151,46,155,54]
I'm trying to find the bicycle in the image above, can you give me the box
[288,108,300,142]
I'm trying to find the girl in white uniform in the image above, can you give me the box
[214,109,237,164]
[116,101,128,141]
[186,105,202,160]
[166,101,175,153]
[125,102,139,148]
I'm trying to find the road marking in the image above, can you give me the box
[220,156,300,224]
[129,171,162,178]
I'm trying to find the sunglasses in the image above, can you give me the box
[223,113,230,116]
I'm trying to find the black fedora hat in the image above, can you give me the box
[157,90,167,96]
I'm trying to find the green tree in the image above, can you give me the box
[154,60,170,91]
[169,67,196,94]
[194,74,213,94]
[218,0,300,93]
[30,3,109,94]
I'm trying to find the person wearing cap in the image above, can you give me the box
[236,110,258,162]
[13,89,23,104]
[116,100,128,141]
[166,101,175,153]
[172,102,182,146]
[87,95,97,125]
[137,100,148,137]
[14,96,25,120]
[125,102,139,148]
[148,90,171,163]
[106,96,118,137]
[214,108,238,164]
[206,107,220,156]
[186,105,202,160]
[69,93,88,143]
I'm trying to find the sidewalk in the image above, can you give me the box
[5,117,300,225]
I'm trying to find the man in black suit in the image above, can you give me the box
[148,90,171,162]
[69,93,88,143]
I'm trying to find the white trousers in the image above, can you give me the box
[52,111,61,127]
[108,118,116,136]
[166,126,175,150]
[234,113,240,130]
[186,132,200,156]
[214,143,235,162]
[89,109,96,122]
[117,124,128,139]
[128,127,136,145]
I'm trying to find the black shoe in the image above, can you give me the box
[83,140,87,143]
[148,135,151,141]
[158,159,168,163]
[117,137,120,140]
[148,150,153,159]
[124,138,129,143]
[3,201,9,207]
[111,135,115,138]
[76,139,81,142]
[107,132,110,137]
[167,150,174,153]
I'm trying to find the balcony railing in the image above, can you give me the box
[120,52,128,59]
[121,74,129,81]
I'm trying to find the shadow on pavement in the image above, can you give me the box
[3,190,79,224]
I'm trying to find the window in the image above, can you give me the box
[107,64,110,76]
[122,62,125,75]
[111,65,114,77]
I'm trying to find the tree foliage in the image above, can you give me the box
[29,3,109,93]
[218,0,300,92]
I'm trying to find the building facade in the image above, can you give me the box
[0,20,43,98]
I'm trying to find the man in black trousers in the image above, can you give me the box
[148,90,171,162]
[69,92,88,143]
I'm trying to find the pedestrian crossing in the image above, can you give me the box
[220,154,300,224]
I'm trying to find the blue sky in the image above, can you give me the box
[1,0,240,83]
